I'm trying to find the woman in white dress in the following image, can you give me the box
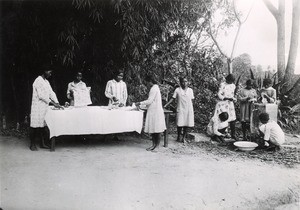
[30,67,62,151]
[164,77,194,142]
[136,75,166,151]
[214,74,237,140]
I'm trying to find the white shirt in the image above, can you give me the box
[207,116,228,136]
[218,82,236,100]
[105,79,128,106]
[259,121,285,146]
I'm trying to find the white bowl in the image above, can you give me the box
[234,141,258,152]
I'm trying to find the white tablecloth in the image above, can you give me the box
[45,106,144,138]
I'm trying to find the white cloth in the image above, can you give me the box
[259,121,285,146]
[45,106,143,138]
[214,82,236,122]
[105,79,128,106]
[141,84,166,133]
[207,116,228,136]
[172,87,194,127]
[30,76,58,128]
[67,81,91,106]
[73,88,92,107]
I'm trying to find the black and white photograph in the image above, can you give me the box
[0,0,300,209]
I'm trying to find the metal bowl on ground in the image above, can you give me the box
[234,141,258,152]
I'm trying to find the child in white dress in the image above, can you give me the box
[164,77,194,142]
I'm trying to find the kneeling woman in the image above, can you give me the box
[136,75,166,151]
[207,112,229,143]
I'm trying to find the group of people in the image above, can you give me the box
[135,76,195,151]
[207,74,284,151]
[29,66,284,152]
[29,69,128,151]
[29,66,195,152]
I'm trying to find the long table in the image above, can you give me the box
[45,106,144,151]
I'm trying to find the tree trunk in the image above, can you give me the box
[277,0,285,84]
[262,0,285,83]
[283,0,300,93]
[227,58,232,74]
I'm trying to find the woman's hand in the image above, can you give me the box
[53,102,64,110]
[261,93,269,99]
[135,102,141,107]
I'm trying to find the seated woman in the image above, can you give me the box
[259,78,276,104]
[258,112,285,151]
[67,71,91,106]
[207,112,229,143]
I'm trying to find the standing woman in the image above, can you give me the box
[30,66,62,151]
[164,77,194,142]
[238,79,257,140]
[214,74,237,140]
[136,75,166,151]
[67,71,88,106]
[259,78,276,104]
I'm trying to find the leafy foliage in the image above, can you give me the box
[0,0,254,134]
[278,104,300,133]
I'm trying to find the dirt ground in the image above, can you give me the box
[1,133,300,210]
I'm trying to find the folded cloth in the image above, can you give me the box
[73,87,92,107]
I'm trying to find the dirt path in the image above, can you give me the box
[1,134,300,210]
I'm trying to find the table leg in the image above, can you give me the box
[164,113,170,147]
[50,137,56,152]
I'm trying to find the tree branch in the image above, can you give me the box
[201,0,228,58]
[262,0,278,19]
[241,0,255,24]
[233,0,242,24]
[207,27,228,58]
[230,0,243,59]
